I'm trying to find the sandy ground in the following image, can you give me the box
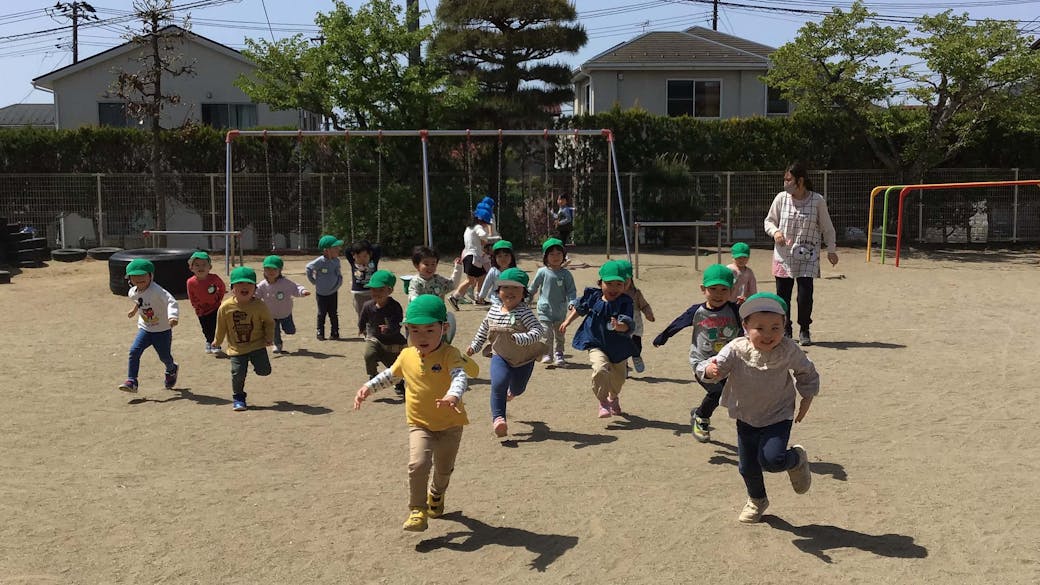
[1,245,1039,585]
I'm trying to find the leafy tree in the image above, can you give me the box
[431,0,587,128]
[237,0,474,129]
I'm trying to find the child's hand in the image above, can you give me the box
[168,318,178,327]
[465,347,475,356]
[435,394,462,413]
[127,307,138,318]
[646,312,655,322]
[453,256,462,264]
[737,295,746,304]
[354,385,371,410]
[773,232,789,246]
[795,396,813,422]
[378,324,388,333]
[705,358,719,379]
[558,323,567,335]
[611,318,629,333]
[827,252,839,267]
[302,290,311,297]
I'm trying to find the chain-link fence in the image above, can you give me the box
[2,168,1039,255]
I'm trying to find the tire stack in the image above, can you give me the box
[0,218,14,284]
[13,228,48,269]
[108,248,195,297]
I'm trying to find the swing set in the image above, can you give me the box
[222,129,632,274]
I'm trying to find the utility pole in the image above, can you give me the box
[712,0,718,31]
[406,0,420,67]
[53,2,98,63]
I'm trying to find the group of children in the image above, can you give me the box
[117,212,819,528]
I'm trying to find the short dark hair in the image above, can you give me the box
[412,245,438,267]
[558,193,572,204]
[350,240,373,255]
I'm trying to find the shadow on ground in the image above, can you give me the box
[127,387,230,406]
[763,516,927,562]
[500,420,617,449]
[416,511,579,572]
[605,412,690,437]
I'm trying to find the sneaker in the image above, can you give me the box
[738,497,769,523]
[493,416,508,437]
[118,378,139,393]
[233,400,247,412]
[632,355,646,373]
[164,364,179,389]
[692,416,711,443]
[447,295,460,311]
[427,491,445,518]
[273,346,284,354]
[330,332,340,340]
[205,342,213,353]
[211,345,223,355]
[403,507,428,532]
[788,445,812,494]
[553,352,566,367]
[540,354,553,364]
[799,329,812,346]
[597,403,612,419]
[394,381,406,397]
[608,396,622,416]
[316,333,326,341]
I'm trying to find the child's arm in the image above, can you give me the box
[305,259,317,284]
[213,305,227,348]
[466,316,491,355]
[511,308,545,345]
[354,367,403,410]
[612,297,635,334]
[477,268,497,301]
[127,299,141,318]
[651,305,698,347]
[284,278,310,297]
[260,304,275,346]
[791,349,821,422]
[638,293,655,322]
[564,272,578,306]
[357,304,370,335]
[696,342,736,382]
[558,306,579,335]
[164,288,180,327]
[747,269,758,297]
[187,278,200,310]
[435,361,469,412]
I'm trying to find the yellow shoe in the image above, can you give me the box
[427,491,445,518]
[402,507,428,532]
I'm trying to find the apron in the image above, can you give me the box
[772,192,823,279]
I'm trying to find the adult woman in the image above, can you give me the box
[763,161,838,346]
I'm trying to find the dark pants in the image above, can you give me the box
[775,276,814,334]
[274,315,296,349]
[197,310,217,344]
[557,224,573,244]
[736,418,798,499]
[691,379,725,422]
[315,292,339,336]
[127,329,176,381]
[632,335,643,358]
[489,355,535,421]
[230,348,272,402]
[363,339,402,377]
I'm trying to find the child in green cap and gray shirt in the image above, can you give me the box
[306,234,344,340]
[529,238,576,367]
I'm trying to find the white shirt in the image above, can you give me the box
[462,224,489,260]
[128,282,179,332]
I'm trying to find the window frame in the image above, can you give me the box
[765,86,790,116]
[201,103,258,129]
[666,78,723,119]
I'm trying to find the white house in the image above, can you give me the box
[31,25,317,130]
[572,26,789,119]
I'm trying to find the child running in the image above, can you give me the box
[559,260,635,418]
[447,207,492,311]
[727,242,758,304]
[213,267,275,412]
[551,193,575,244]
[185,251,226,354]
[256,255,310,354]
[354,295,474,532]
[616,260,655,373]
[697,292,817,523]
[528,238,576,367]
[652,264,742,443]
[346,239,381,336]
[118,259,179,393]
[306,235,344,341]
[408,245,458,343]
[465,268,545,437]
[475,239,517,306]
[358,270,407,396]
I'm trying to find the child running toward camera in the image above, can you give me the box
[475,239,518,306]
[697,292,817,523]
[408,246,458,343]
[653,264,742,443]
[727,242,758,304]
[559,260,635,418]
[185,251,226,354]
[358,270,407,397]
[528,238,576,367]
[118,259,179,393]
[306,235,344,341]
[466,268,545,437]
[213,267,275,412]
[615,260,655,373]
[354,295,477,532]
[256,255,310,354]
[447,207,492,311]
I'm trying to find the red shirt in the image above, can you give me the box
[186,273,226,316]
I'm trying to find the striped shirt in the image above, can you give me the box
[468,303,544,354]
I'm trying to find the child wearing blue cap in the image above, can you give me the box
[447,208,492,311]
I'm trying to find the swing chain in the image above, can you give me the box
[496,130,503,227]
[376,132,383,244]
[345,133,355,243]
[263,133,276,251]
[297,138,304,250]
[466,130,473,212]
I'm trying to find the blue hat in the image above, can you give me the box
[480,196,495,208]
[474,207,493,223]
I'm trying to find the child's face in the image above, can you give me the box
[407,323,447,355]
[701,284,731,307]
[416,257,438,279]
[353,250,371,265]
[600,279,625,301]
[369,286,391,305]
[494,250,512,269]
[232,282,256,302]
[557,196,567,207]
[263,267,280,282]
[545,249,564,268]
[128,274,152,289]
[744,312,786,352]
[497,284,524,310]
[189,259,211,277]
[324,246,340,258]
[734,256,749,269]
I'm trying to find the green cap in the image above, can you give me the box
[125,258,154,276]
[702,264,734,288]
[189,251,211,262]
[318,234,344,250]
[731,242,751,259]
[229,266,257,285]
[365,269,396,290]
[492,240,513,252]
[404,294,447,325]
[262,255,283,269]
[598,260,626,282]
[615,259,634,280]
[496,267,529,289]
[541,238,564,255]
[739,292,788,319]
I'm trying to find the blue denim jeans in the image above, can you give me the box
[229,348,272,402]
[736,418,799,499]
[127,329,176,381]
[489,354,535,421]
[274,314,297,348]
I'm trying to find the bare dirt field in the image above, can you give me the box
[2,245,1039,585]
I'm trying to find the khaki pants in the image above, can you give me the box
[407,425,464,509]
[589,349,627,404]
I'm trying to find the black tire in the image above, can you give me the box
[51,248,88,262]
[17,248,46,262]
[87,246,123,260]
[0,270,10,284]
[6,223,21,235]
[18,260,45,269]
[108,248,195,297]
[17,237,47,251]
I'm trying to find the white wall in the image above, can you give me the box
[588,68,770,118]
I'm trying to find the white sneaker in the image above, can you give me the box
[541,354,552,364]
[211,345,223,355]
[205,342,213,353]
[739,497,769,523]
[788,445,812,494]
[554,352,566,367]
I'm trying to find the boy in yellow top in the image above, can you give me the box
[354,294,479,532]
[214,266,275,412]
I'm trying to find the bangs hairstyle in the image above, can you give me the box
[411,245,439,266]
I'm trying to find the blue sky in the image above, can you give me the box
[0,0,1035,109]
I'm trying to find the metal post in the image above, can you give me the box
[1012,168,1019,243]
[96,173,104,246]
[694,225,700,271]
[319,174,325,232]
[606,148,613,259]
[209,174,217,250]
[716,222,722,265]
[608,137,632,259]
[420,131,433,247]
[822,170,828,199]
[225,140,232,274]
[725,172,732,243]
[628,173,634,251]
[918,192,924,242]
[634,222,640,279]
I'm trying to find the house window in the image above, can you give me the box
[98,103,134,127]
[667,80,720,118]
[201,103,258,128]
[767,86,790,115]
[583,82,591,114]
